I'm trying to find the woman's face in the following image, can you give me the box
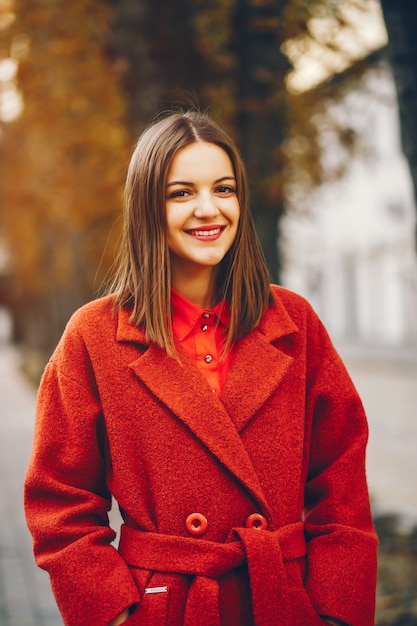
[165,141,240,281]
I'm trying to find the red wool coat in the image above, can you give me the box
[24,285,378,626]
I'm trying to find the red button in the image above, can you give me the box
[245,513,268,530]
[185,513,208,536]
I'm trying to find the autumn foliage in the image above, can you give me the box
[0,0,130,366]
[0,0,385,376]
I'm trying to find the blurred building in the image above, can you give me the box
[281,64,417,350]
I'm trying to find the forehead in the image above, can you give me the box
[167,142,234,180]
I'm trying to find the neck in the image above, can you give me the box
[171,267,218,309]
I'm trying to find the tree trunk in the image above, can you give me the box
[232,0,290,282]
[107,0,290,282]
[380,0,417,249]
[107,0,207,137]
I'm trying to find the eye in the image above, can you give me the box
[168,189,192,199]
[215,185,236,195]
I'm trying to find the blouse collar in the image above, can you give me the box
[171,288,230,341]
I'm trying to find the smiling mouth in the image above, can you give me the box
[186,226,225,237]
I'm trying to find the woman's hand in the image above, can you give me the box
[109,608,130,626]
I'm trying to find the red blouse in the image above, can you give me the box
[171,289,233,396]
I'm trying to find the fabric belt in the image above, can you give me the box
[119,520,307,626]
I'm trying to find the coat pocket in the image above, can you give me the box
[127,568,190,626]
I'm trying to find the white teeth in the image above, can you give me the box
[190,228,221,236]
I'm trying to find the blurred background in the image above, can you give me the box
[0,0,416,624]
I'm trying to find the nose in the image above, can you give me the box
[193,191,220,219]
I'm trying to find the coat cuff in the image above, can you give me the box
[306,528,378,626]
[45,539,141,626]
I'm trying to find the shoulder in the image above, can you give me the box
[269,284,314,312]
[67,295,117,334]
[261,284,336,358]
[267,283,319,328]
[52,295,119,363]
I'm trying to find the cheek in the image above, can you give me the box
[165,210,180,237]
[231,209,241,242]
[166,204,189,229]
[233,205,241,230]
[223,200,240,225]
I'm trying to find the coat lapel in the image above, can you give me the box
[116,296,298,513]
[128,342,271,513]
[221,330,294,432]
[222,296,299,431]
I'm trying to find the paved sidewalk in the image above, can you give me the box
[0,339,416,625]
[0,343,63,625]
[338,343,417,527]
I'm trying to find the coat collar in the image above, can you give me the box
[115,294,298,514]
[221,293,298,431]
[115,289,298,349]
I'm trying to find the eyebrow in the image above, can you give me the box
[166,175,236,187]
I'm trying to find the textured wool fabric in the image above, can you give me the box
[118,522,307,625]
[24,285,378,626]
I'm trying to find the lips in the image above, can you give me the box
[186,225,226,238]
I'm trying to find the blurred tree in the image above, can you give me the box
[232,0,289,278]
[0,0,383,375]
[107,0,382,279]
[380,0,417,249]
[108,0,290,277]
[0,0,130,373]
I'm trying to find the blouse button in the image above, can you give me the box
[185,513,208,536]
[202,312,210,319]
[204,355,213,363]
[245,513,268,530]
[201,324,208,332]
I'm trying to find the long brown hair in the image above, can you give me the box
[110,110,272,358]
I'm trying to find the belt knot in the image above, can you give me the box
[119,521,306,626]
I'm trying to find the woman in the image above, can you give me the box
[24,110,378,626]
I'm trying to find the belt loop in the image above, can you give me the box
[183,576,221,626]
[234,527,293,626]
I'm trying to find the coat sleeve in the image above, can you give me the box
[302,312,378,626]
[24,319,140,626]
